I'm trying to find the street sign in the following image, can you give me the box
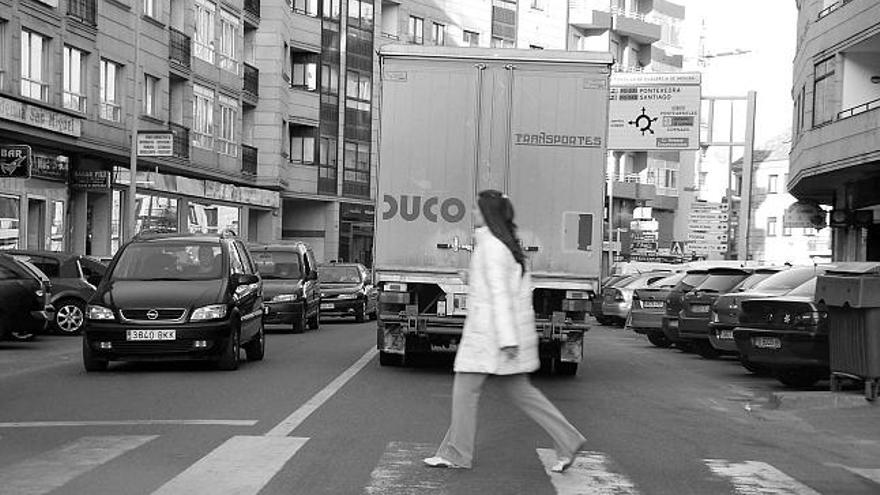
[689,212,729,222]
[688,232,728,242]
[0,145,32,178]
[137,131,174,157]
[691,202,729,212]
[687,222,729,232]
[671,241,686,255]
[608,72,701,151]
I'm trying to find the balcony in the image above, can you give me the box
[569,0,612,30]
[609,174,657,202]
[242,145,258,176]
[67,0,96,26]
[243,63,259,105]
[169,123,190,160]
[611,8,661,45]
[244,0,260,21]
[169,28,192,72]
[818,0,853,20]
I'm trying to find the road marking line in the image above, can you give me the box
[536,448,640,495]
[0,435,157,495]
[365,441,450,495]
[705,459,821,495]
[151,435,308,495]
[264,346,378,437]
[0,420,258,428]
[833,464,880,484]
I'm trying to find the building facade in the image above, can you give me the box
[790,0,880,261]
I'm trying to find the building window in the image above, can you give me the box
[20,30,48,101]
[99,59,121,122]
[662,169,677,189]
[531,0,544,10]
[218,94,237,157]
[143,74,158,116]
[491,36,514,48]
[321,64,339,95]
[193,84,215,149]
[768,174,778,194]
[194,0,216,64]
[292,0,318,16]
[292,52,318,91]
[219,10,239,74]
[813,57,835,126]
[343,140,370,194]
[463,30,479,47]
[0,195,20,249]
[0,21,6,90]
[432,22,446,46]
[289,125,316,164]
[320,137,337,168]
[767,217,778,237]
[143,0,155,17]
[782,224,792,237]
[63,46,86,112]
[136,194,179,233]
[409,16,423,44]
[323,0,340,19]
[348,0,374,30]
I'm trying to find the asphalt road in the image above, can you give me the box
[1,321,879,494]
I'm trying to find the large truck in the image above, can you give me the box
[374,45,612,375]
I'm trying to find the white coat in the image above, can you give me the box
[453,227,540,375]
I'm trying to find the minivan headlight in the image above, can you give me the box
[337,293,358,300]
[87,305,115,320]
[191,304,228,321]
[273,293,299,303]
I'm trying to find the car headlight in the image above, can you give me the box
[190,304,228,321]
[272,294,299,303]
[337,293,358,300]
[87,305,115,320]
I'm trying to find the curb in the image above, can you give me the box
[764,391,875,410]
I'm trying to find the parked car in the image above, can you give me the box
[709,266,827,371]
[601,271,671,327]
[661,269,711,348]
[591,274,632,322]
[0,254,53,342]
[7,250,107,335]
[318,263,378,322]
[678,267,758,359]
[83,230,265,371]
[732,278,829,388]
[251,242,320,333]
[629,271,688,346]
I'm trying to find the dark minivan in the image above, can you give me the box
[83,231,265,371]
[251,242,321,333]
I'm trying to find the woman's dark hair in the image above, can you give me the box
[477,190,527,274]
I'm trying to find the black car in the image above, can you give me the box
[251,242,321,333]
[733,278,829,388]
[0,253,53,341]
[8,250,106,335]
[318,263,378,322]
[83,231,265,371]
[661,269,710,347]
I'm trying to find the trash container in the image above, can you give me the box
[815,262,880,401]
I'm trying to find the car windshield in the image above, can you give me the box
[623,273,669,289]
[676,272,708,291]
[649,272,686,288]
[694,272,750,293]
[734,272,776,291]
[111,242,223,281]
[750,267,818,292]
[786,277,817,296]
[253,251,302,280]
[319,266,362,284]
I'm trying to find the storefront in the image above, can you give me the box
[339,202,374,266]
[0,151,71,251]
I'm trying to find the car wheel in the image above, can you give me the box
[776,369,824,388]
[694,340,721,360]
[355,301,366,323]
[217,327,241,371]
[292,308,307,334]
[244,322,265,362]
[55,298,86,335]
[82,338,108,372]
[647,331,672,348]
[308,308,320,330]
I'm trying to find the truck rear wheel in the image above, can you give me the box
[379,351,404,367]
[556,361,578,376]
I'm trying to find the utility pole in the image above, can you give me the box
[126,7,142,240]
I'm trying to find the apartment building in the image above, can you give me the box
[790,0,880,261]
[0,0,279,256]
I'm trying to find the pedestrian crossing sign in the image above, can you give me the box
[671,241,685,256]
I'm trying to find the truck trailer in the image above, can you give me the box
[374,45,612,375]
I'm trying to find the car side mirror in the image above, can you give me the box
[233,273,259,286]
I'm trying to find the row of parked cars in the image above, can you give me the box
[2,231,379,372]
[594,263,835,388]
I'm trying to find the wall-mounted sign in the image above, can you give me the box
[609,73,701,151]
[137,131,174,157]
[0,145,32,178]
[0,96,82,137]
[31,153,69,181]
[71,170,111,190]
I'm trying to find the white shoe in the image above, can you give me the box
[551,457,574,473]
[423,456,464,469]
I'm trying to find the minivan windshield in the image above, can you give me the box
[750,267,818,292]
[649,272,686,288]
[112,242,223,281]
[694,271,750,293]
[253,251,303,280]
[319,266,362,284]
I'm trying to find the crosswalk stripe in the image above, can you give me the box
[536,448,640,495]
[705,459,822,495]
[364,442,450,495]
[836,465,880,484]
[151,435,309,495]
[0,435,157,495]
